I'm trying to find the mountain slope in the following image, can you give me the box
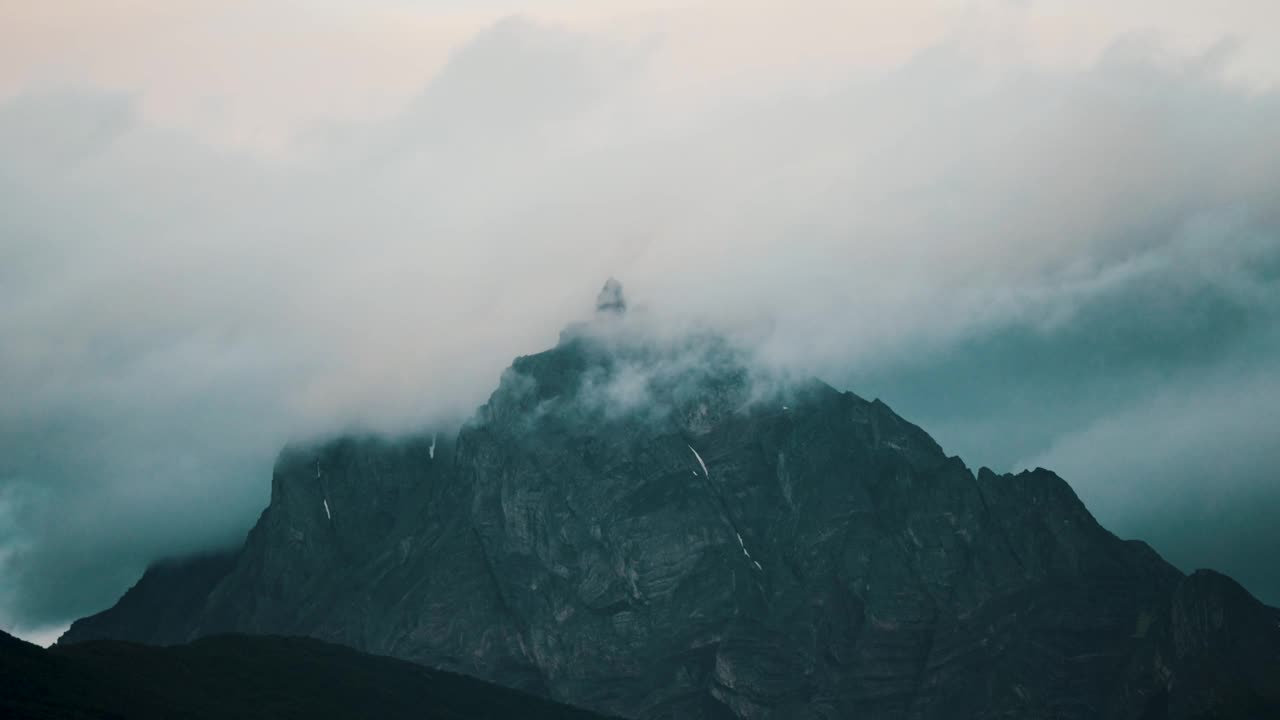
[1,630,615,719]
[61,284,1280,719]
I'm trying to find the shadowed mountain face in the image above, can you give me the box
[61,286,1280,719]
[0,630,615,719]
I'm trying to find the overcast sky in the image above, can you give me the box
[2,0,1279,646]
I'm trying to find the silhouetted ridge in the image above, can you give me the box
[3,630,615,719]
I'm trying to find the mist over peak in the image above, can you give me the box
[488,285,787,440]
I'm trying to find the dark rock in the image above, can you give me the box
[596,278,627,314]
[61,301,1280,719]
[1,629,616,719]
[61,550,237,647]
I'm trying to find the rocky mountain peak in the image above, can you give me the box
[58,315,1280,719]
[595,277,626,314]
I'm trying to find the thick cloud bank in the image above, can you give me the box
[3,6,1279,640]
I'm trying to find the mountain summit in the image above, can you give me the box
[61,288,1280,719]
[596,277,627,314]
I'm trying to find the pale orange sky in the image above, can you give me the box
[3,1,1277,154]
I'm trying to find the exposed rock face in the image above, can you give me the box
[60,304,1280,719]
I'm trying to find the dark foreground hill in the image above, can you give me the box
[1,629,614,719]
[60,283,1280,719]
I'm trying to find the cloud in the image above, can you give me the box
[3,6,1280,637]
[1024,363,1280,604]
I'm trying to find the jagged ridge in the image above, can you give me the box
[61,283,1280,719]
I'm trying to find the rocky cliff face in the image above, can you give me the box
[61,284,1280,719]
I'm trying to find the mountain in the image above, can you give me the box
[61,282,1280,719]
[0,629,615,719]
